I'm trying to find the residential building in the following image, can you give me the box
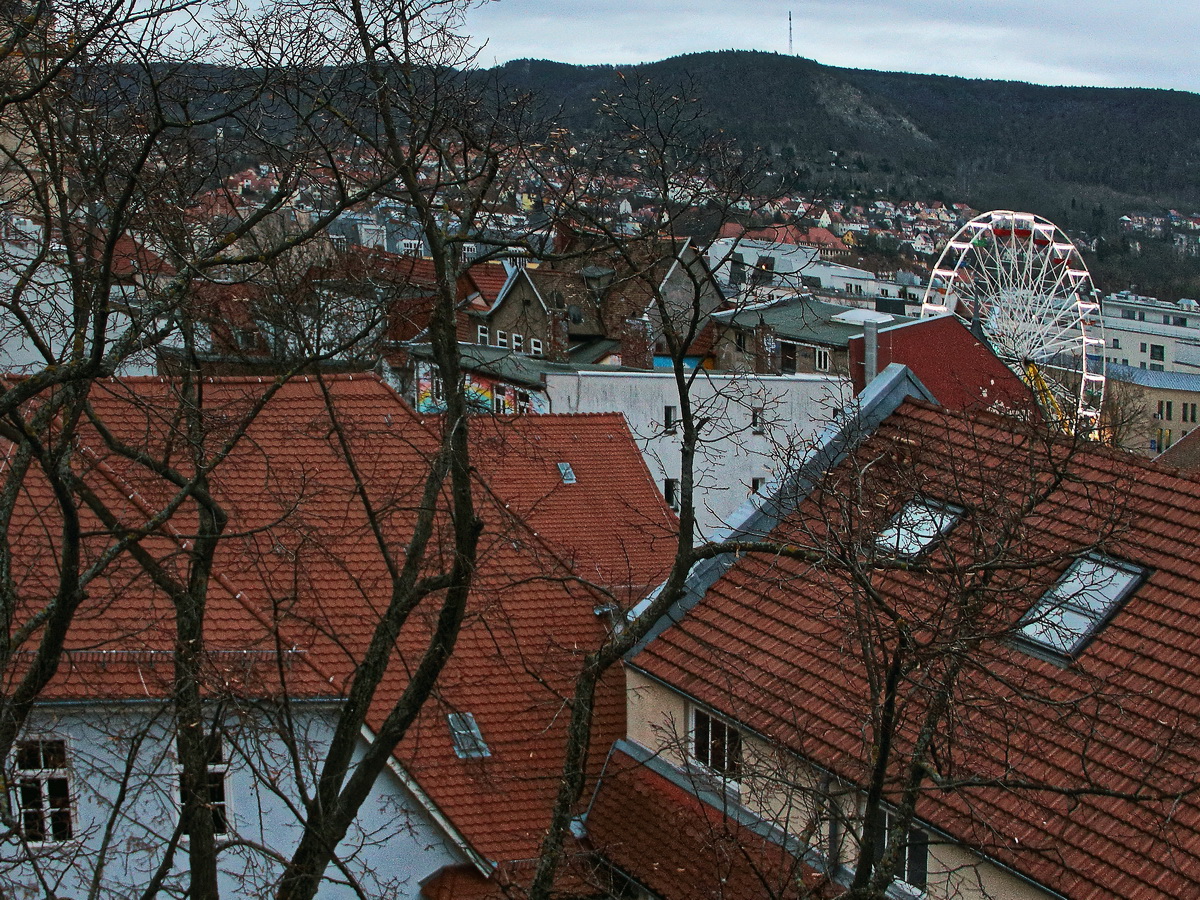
[1105,362,1200,454]
[1,375,673,899]
[1100,291,1200,373]
[591,364,1200,900]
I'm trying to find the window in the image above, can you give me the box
[663,405,677,434]
[13,739,73,842]
[477,324,489,345]
[1157,400,1165,419]
[1175,316,1188,327]
[557,462,577,484]
[1138,311,1145,321]
[1167,401,1173,421]
[400,238,420,255]
[1111,337,1120,350]
[511,333,524,353]
[751,477,766,494]
[781,342,797,375]
[1150,344,1165,362]
[530,338,543,357]
[1140,342,1148,353]
[493,384,507,414]
[1018,556,1145,657]
[516,390,531,413]
[1121,308,1136,319]
[178,735,229,835]
[1150,364,1164,372]
[1163,314,1172,325]
[735,331,748,354]
[814,347,831,372]
[751,407,765,434]
[876,498,960,558]
[691,709,741,779]
[664,478,680,511]
[447,713,490,759]
[871,808,928,891]
[496,330,508,349]
[729,252,746,286]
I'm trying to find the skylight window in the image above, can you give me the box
[1018,555,1145,657]
[557,462,577,484]
[876,498,961,557]
[447,713,491,759]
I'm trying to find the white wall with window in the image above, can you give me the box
[543,370,849,537]
[4,705,464,900]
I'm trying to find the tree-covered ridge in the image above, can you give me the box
[494,51,1200,212]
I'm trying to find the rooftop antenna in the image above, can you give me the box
[788,11,793,54]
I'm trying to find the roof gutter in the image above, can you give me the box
[363,724,495,876]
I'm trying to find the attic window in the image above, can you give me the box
[1018,556,1145,658]
[876,498,961,558]
[557,462,577,484]
[447,713,490,759]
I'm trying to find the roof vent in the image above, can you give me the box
[557,462,577,484]
[447,713,491,759]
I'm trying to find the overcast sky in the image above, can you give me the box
[463,1,1200,94]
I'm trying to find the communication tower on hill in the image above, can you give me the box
[789,11,793,54]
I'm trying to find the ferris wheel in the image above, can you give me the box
[920,210,1105,433]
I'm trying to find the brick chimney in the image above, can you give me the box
[547,309,570,362]
[753,321,780,374]
[620,316,654,370]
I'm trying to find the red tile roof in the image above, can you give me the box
[847,315,1037,413]
[587,747,829,900]
[631,399,1200,899]
[6,374,671,866]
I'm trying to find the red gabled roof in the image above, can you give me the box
[632,399,1200,899]
[462,261,511,306]
[588,747,827,900]
[847,315,1036,414]
[6,374,670,866]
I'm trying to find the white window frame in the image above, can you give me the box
[871,807,929,892]
[477,324,489,345]
[496,330,508,349]
[12,737,74,845]
[814,346,831,372]
[176,734,230,836]
[690,707,741,782]
[751,406,765,434]
[511,333,524,353]
[664,405,677,434]
[530,338,544,357]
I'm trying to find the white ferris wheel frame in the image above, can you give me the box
[920,210,1106,430]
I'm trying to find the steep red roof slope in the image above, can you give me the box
[6,374,671,866]
[847,315,1036,413]
[631,399,1200,900]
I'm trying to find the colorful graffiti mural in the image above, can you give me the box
[414,362,549,416]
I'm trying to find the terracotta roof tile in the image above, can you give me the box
[633,399,1200,899]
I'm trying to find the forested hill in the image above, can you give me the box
[494,51,1200,218]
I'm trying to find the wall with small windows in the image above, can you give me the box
[3,705,463,900]
[622,669,1056,900]
[543,370,847,536]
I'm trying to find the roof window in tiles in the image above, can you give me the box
[1018,555,1145,658]
[557,462,577,484]
[447,713,491,759]
[876,498,961,558]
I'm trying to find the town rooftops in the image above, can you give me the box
[6,374,673,868]
[628,388,1200,899]
[712,295,915,347]
[1107,361,1200,392]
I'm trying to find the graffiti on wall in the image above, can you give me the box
[414,362,548,415]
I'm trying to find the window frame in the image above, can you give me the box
[663,405,677,434]
[529,338,543,357]
[875,498,962,559]
[1016,555,1146,659]
[447,712,491,759]
[11,737,75,845]
[814,346,831,372]
[176,733,230,837]
[477,324,489,345]
[690,707,742,782]
[664,477,680,511]
[870,807,929,893]
[496,330,508,349]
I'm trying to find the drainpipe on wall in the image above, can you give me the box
[863,320,879,388]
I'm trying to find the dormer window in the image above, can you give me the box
[447,713,490,759]
[876,498,961,558]
[1018,555,1145,658]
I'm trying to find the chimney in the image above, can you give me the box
[863,320,879,386]
[621,317,654,370]
[753,320,780,375]
[547,309,570,362]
